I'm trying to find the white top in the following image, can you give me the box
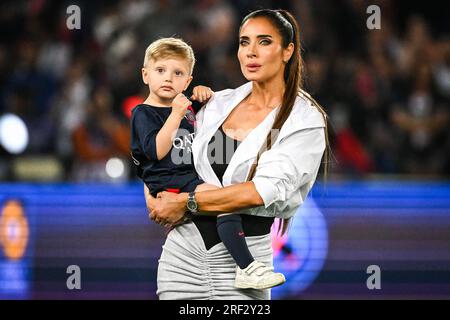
[192,82,326,219]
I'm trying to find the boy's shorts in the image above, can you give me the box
[151,177,204,197]
[178,177,204,193]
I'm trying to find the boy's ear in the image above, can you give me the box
[184,75,193,91]
[142,67,148,85]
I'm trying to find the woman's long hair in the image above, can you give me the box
[242,9,331,235]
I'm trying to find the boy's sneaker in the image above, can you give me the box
[234,261,286,289]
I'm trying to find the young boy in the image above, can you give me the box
[130,38,285,289]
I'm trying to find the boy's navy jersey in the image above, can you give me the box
[130,101,204,197]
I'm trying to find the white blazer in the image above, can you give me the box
[192,82,326,219]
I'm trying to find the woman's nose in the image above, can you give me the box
[246,43,257,58]
[246,51,256,58]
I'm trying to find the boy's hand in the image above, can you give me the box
[171,93,191,119]
[191,86,214,104]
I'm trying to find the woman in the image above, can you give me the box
[146,9,329,300]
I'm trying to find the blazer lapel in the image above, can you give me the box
[221,106,278,186]
[192,82,252,186]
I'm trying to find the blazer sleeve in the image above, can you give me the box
[251,126,326,218]
[194,93,218,134]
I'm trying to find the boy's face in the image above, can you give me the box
[142,57,193,104]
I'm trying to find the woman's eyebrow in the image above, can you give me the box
[240,34,273,39]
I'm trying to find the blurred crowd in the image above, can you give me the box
[0,0,448,182]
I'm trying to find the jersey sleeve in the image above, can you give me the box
[131,107,161,161]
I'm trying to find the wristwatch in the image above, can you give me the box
[186,191,198,214]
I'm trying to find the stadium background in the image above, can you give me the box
[0,0,449,299]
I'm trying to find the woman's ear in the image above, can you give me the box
[283,43,295,63]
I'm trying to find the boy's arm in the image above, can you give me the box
[155,112,184,160]
[155,93,191,160]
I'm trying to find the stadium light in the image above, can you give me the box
[0,114,29,155]
[105,157,125,179]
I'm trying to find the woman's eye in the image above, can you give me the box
[260,39,271,45]
[239,39,249,46]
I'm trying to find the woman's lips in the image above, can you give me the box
[246,64,262,72]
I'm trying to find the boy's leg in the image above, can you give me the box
[193,182,285,288]
[216,214,255,269]
[194,183,255,269]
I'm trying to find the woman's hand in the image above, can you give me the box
[146,189,188,226]
[191,86,214,104]
[144,185,172,227]
[144,185,156,212]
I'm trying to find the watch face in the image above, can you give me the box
[187,200,197,211]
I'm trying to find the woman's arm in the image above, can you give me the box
[148,126,326,225]
[147,182,264,225]
[191,181,264,212]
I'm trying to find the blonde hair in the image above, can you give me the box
[143,37,196,75]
